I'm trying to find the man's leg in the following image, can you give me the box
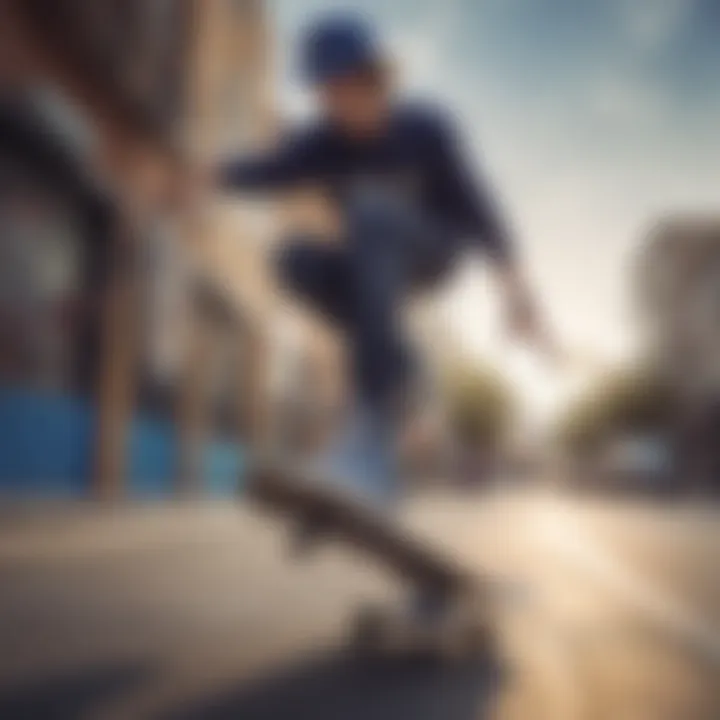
[275,215,451,415]
[275,236,354,327]
[339,190,456,502]
[273,206,454,505]
[276,218,462,619]
[345,189,453,416]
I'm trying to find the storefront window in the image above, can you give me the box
[0,178,83,391]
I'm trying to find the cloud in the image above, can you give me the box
[390,0,462,94]
[585,73,667,128]
[614,0,695,54]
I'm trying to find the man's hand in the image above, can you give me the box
[493,262,557,360]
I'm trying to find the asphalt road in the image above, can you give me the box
[0,491,718,719]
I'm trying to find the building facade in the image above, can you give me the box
[636,216,720,493]
[0,0,309,498]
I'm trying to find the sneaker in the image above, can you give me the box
[286,405,400,555]
[317,403,401,509]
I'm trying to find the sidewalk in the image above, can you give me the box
[0,501,244,564]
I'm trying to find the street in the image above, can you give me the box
[0,491,718,719]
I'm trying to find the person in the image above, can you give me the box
[198,12,548,508]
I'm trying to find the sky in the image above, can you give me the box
[269,0,720,419]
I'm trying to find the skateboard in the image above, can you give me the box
[244,454,496,661]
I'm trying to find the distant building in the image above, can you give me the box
[636,216,720,493]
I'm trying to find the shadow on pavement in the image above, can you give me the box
[166,650,505,720]
[0,663,152,720]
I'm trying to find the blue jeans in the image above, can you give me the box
[275,190,461,414]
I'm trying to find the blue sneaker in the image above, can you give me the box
[288,405,401,555]
[318,404,401,509]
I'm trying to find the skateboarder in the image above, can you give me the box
[196,12,548,508]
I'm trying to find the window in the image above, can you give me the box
[0,96,113,397]
[0,170,85,391]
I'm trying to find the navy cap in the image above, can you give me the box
[301,13,383,85]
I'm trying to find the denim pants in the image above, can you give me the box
[275,189,460,415]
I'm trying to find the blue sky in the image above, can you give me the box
[269,0,720,413]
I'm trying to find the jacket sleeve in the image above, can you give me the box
[216,129,325,193]
[432,113,515,264]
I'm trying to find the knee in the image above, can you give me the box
[274,237,326,297]
[275,240,307,293]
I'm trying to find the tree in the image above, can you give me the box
[441,361,516,451]
[555,364,676,458]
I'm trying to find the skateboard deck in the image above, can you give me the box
[244,454,496,660]
[245,455,473,593]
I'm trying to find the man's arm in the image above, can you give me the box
[175,126,327,214]
[432,112,552,351]
[215,127,327,193]
[430,112,514,264]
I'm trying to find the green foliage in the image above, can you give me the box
[556,364,676,455]
[441,362,515,448]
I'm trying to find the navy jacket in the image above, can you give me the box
[219,102,513,262]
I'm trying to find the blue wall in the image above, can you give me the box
[0,386,244,498]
